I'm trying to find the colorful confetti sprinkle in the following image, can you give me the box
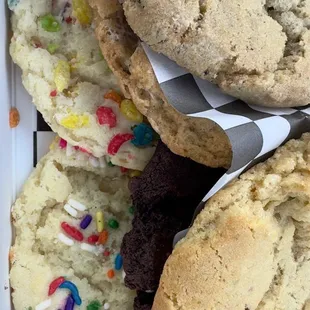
[64,203,78,217]
[96,106,117,128]
[61,222,84,241]
[81,242,97,253]
[72,0,92,25]
[54,60,70,92]
[98,230,108,245]
[58,233,74,246]
[48,276,65,296]
[80,214,92,229]
[115,253,123,270]
[60,113,89,129]
[59,138,67,149]
[35,298,52,310]
[59,281,82,306]
[39,14,61,32]
[108,219,119,229]
[107,269,115,279]
[107,133,134,155]
[68,199,86,211]
[131,123,153,147]
[104,90,122,105]
[87,234,99,244]
[120,99,143,122]
[104,303,110,310]
[96,211,104,233]
[65,294,75,310]
[87,300,101,310]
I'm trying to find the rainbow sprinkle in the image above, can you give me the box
[59,281,82,306]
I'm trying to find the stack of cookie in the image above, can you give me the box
[87,1,310,310]
[9,0,159,309]
[9,1,224,310]
[88,0,232,168]
[9,0,310,310]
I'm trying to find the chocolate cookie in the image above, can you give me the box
[121,141,225,309]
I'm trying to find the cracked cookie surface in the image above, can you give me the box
[87,0,232,168]
[10,146,134,310]
[153,133,310,310]
[124,0,310,107]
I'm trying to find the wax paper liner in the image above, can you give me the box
[141,45,310,244]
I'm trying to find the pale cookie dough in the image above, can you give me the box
[124,0,310,108]
[10,0,155,170]
[10,145,135,310]
[153,133,310,310]
[88,0,232,168]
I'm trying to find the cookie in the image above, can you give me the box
[88,0,232,168]
[10,0,155,170]
[153,133,310,310]
[123,0,310,108]
[120,141,225,310]
[10,144,135,310]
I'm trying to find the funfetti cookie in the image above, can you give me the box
[153,133,310,310]
[10,0,155,171]
[123,0,310,108]
[10,143,135,310]
[88,0,232,168]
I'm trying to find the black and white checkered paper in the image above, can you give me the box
[144,45,310,198]
[142,45,310,243]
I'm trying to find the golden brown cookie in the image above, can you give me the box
[153,133,310,310]
[88,0,232,168]
[124,0,310,108]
